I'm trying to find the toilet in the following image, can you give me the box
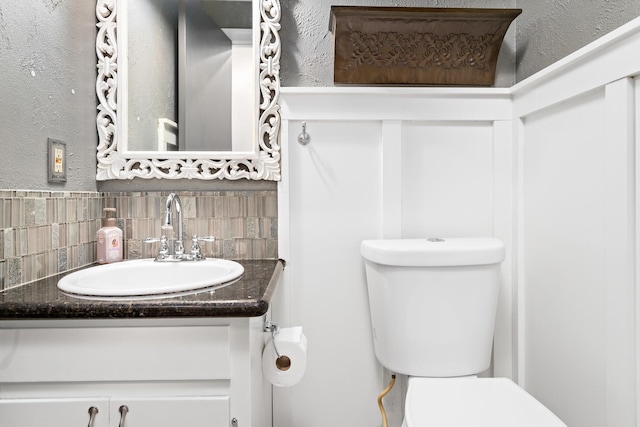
[361,238,566,427]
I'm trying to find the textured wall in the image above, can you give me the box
[0,1,98,191]
[280,0,518,87]
[2,0,639,191]
[515,0,640,81]
[280,0,640,86]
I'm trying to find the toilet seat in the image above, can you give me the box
[404,377,566,427]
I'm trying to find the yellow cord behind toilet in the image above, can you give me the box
[377,374,396,427]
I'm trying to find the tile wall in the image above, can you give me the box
[0,190,102,290]
[108,191,278,262]
[0,190,278,290]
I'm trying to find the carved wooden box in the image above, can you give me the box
[329,7,521,86]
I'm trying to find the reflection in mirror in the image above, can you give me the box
[96,0,281,180]
[127,0,254,153]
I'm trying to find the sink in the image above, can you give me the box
[57,258,244,300]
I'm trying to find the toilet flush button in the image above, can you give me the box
[427,238,445,242]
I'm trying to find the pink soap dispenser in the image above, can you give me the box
[96,207,123,264]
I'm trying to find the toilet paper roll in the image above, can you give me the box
[262,326,308,387]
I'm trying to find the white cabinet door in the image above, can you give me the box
[110,396,229,427]
[0,397,109,427]
[0,396,229,427]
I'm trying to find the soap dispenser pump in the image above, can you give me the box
[97,207,123,264]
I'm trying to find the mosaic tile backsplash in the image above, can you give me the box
[0,190,277,290]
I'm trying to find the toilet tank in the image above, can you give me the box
[361,238,505,377]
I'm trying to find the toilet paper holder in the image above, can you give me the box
[264,320,281,357]
[264,320,292,371]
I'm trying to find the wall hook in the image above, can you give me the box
[298,122,311,145]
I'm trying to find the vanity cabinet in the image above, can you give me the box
[0,317,270,427]
[0,398,110,426]
[0,396,228,427]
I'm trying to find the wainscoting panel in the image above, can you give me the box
[514,22,640,425]
[278,89,513,427]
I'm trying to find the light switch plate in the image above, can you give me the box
[47,138,67,183]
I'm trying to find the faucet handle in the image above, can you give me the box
[189,235,215,260]
[144,235,170,259]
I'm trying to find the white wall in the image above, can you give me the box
[513,18,640,427]
[522,89,610,426]
[277,89,515,426]
[276,118,384,426]
[277,15,640,427]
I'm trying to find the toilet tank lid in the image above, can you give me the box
[361,238,505,267]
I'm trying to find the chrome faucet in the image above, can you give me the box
[164,192,184,257]
[144,193,215,261]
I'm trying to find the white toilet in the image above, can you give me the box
[361,237,566,427]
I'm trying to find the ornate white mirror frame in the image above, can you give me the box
[95,0,281,180]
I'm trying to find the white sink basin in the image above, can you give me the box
[57,258,244,299]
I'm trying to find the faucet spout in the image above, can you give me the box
[147,193,211,261]
[164,193,184,256]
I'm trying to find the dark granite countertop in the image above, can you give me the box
[0,259,284,320]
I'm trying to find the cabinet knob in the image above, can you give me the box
[118,405,129,427]
[231,417,239,427]
[87,406,99,427]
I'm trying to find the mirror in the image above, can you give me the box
[95,0,281,180]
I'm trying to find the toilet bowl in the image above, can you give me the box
[361,238,566,427]
[403,377,565,427]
